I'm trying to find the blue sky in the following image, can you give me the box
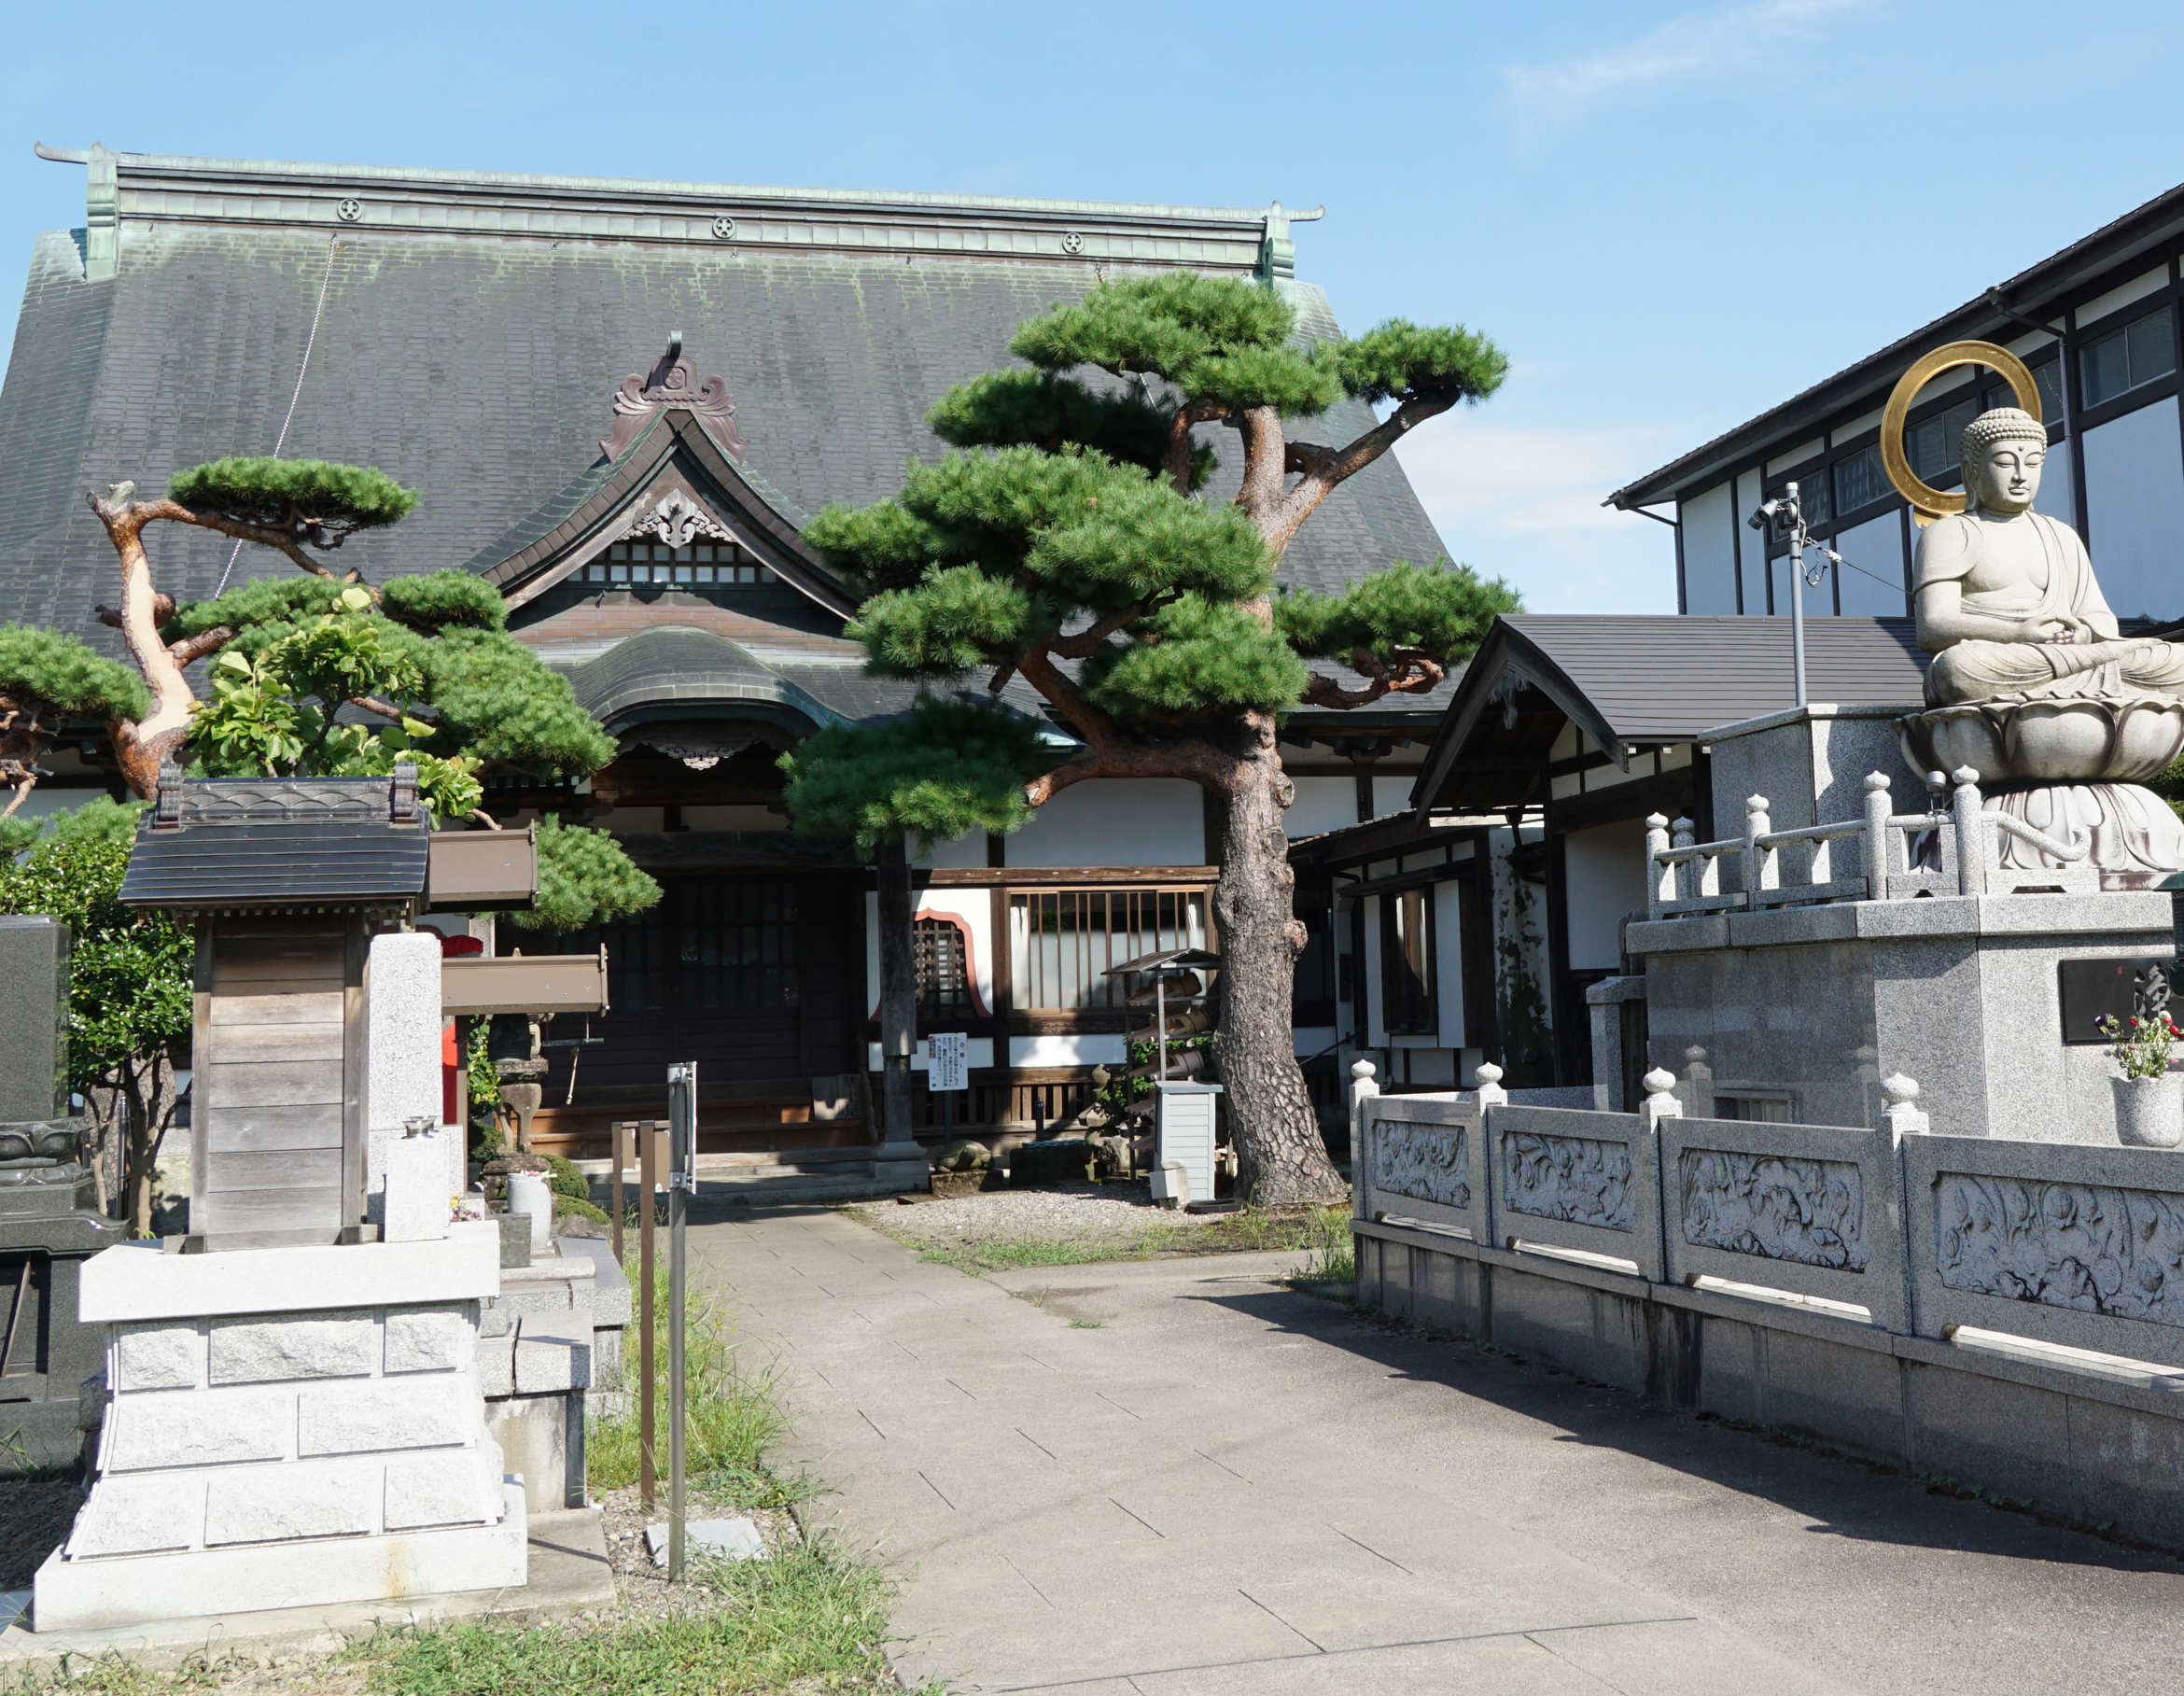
[1,0,2180,614]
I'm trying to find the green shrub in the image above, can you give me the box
[553,1194,609,1226]
[540,1151,591,1202]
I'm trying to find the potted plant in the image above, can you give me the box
[2098,1012,2184,1148]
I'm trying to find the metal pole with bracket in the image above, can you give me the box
[666,1062,696,1581]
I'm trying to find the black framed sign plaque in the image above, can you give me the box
[2058,958,2177,1045]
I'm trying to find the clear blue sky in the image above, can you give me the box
[2,0,2180,614]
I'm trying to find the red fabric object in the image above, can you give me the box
[442,1018,461,1125]
[438,932,484,957]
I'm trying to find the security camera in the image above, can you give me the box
[1747,497,1786,532]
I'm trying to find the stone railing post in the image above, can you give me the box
[1950,767,1986,895]
[1672,817,1701,904]
[1743,794,1776,899]
[1645,813,1673,920]
[1640,1067,1682,1133]
[1861,772,1893,897]
[1878,1072,1929,1138]
[1349,1059,1379,1222]
[1473,1061,1507,1108]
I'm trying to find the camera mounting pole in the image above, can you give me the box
[1748,481,1845,709]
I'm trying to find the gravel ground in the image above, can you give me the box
[595,1480,799,1622]
[852,1178,1222,1249]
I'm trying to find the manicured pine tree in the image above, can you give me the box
[783,273,1518,1202]
[0,459,662,1227]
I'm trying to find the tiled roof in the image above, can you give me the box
[1411,614,1929,813]
[0,153,1447,649]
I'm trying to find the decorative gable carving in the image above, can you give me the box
[601,340,747,461]
[620,488,734,550]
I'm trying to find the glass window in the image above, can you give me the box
[1007,888,1209,1011]
[914,918,973,1019]
[696,566,715,584]
[758,567,775,583]
[609,564,629,582]
[673,566,693,583]
[2081,307,2177,408]
[608,543,629,561]
[1832,444,1890,516]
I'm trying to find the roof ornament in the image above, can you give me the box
[621,487,735,551]
[601,332,746,462]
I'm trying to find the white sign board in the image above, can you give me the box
[928,1032,970,1093]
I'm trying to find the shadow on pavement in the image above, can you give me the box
[1193,1283,2184,1580]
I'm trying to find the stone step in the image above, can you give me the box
[691,1170,916,1207]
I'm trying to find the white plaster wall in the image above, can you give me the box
[1400,1047,1457,1086]
[1680,483,1736,613]
[1285,776,1357,839]
[1008,1034,1127,1068]
[2081,401,2184,621]
[1563,819,1649,970]
[1293,1026,1337,1058]
[1362,893,1386,1047]
[866,1037,998,1072]
[1372,776,1414,820]
[2038,458,2075,532]
[1434,878,1465,1044]
[1006,779,1204,868]
[1737,470,1772,614]
[1833,512,1907,616]
[596,806,664,835]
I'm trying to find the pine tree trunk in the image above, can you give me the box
[1211,713,1343,1203]
[875,834,917,1150]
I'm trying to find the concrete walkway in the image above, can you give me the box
[693,1207,2184,1695]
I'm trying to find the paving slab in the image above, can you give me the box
[693,1208,2184,1695]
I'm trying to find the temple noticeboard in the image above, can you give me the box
[119,764,434,1250]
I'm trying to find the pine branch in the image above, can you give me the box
[167,627,234,667]
[1298,645,1446,710]
[1047,603,1145,660]
[1015,645,1123,750]
[1024,736,1237,806]
[1261,390,1462,554]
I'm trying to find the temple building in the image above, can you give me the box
[0,147,1453,1164]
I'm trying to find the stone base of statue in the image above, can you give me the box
[1900,698,2184,890]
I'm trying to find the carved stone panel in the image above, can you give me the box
[1935,1173,2184,1325]
[1679,1149,1868,1272]
[1371,1123,1470,1211]
[1501,1132,1635,1232]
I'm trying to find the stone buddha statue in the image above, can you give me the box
[1904,405,2184,887]
[1917,408,2184,705]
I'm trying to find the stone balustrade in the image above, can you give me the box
[1645,767,2096,922]
[1354,1087,2184,1548]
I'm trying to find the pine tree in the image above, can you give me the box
[0,458,657,928]
[783,273,1517,1201]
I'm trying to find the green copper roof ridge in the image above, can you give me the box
[39,143,1317,229]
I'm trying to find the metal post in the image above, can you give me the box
[638,1119,657,1511]
[1785,480,1808,709]
[666,1063,695,1582]
[1155,973,1168,1082]
[610,1121,627,1267]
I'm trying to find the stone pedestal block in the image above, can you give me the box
[35,1223,523,1632]
[1631,892,2177,1142]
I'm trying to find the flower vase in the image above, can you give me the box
[2111,1072,2184,1148]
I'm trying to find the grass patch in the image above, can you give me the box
[0,1660,225,1693]
[586,1261,788,1506]
[898,1204,1352,1276]
[345,1539,916,1696]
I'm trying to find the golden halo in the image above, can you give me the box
[1880,340,2043,527]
